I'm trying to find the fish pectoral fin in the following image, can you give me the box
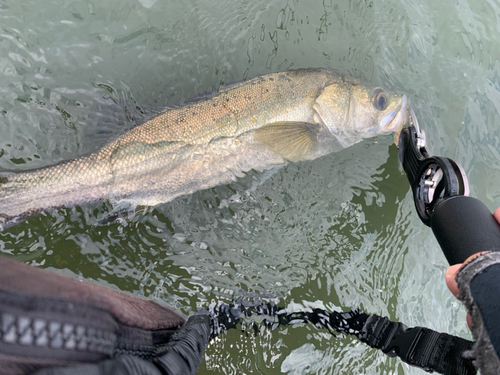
[249,122,320,162]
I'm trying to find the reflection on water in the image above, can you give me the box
[2,0,499,373]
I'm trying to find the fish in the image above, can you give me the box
[0,68,409,230]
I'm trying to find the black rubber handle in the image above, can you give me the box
[430,196,500,265]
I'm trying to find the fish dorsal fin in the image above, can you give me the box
[249,122,320,162]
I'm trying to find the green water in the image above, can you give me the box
[1,0,499,373]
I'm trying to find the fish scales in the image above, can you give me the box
[111,70,330,145]
[0,68,408,229]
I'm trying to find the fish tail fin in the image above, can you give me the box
[0,165,65,231]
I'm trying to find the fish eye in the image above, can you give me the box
[372,88,388,111]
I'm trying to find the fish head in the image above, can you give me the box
[314,78,409,145]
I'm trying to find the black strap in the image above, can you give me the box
[210,301,477,375]
[358,315,476,375]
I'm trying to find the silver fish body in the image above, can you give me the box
[0,68,408,229]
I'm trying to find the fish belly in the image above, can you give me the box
[109,137,288,206]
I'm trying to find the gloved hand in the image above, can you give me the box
[446,251,500,375]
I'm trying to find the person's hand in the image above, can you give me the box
[444,207,500,327]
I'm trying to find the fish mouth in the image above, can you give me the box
[380,94,409,133]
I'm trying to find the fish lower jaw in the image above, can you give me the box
[391,110,409,133]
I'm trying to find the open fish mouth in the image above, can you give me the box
[380,94,409,133]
